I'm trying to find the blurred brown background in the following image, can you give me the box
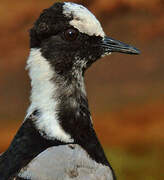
[1,0,164,179]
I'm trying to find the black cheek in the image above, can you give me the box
[40,37,79,75]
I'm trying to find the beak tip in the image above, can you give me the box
[130,47,141,55]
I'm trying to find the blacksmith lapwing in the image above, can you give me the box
[0,2,140,180]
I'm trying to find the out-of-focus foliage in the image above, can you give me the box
[105,145,164,180]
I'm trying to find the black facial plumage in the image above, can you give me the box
[30,2,104,76]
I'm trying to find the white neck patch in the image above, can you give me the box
[63,2,105,37]
[26,48,73,143]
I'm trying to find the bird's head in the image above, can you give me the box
[29,2,140,78]
[25,2,141,145]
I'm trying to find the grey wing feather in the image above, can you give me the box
[18,144,113,180]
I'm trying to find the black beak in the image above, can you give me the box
[102,36,140,55]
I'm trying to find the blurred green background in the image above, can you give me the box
[1,0,164,179]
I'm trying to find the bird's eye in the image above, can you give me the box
[64,29,79,41]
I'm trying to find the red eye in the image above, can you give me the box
[64,28,79,41]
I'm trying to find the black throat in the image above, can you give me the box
[55,79,116,177]
[53,74,113,166]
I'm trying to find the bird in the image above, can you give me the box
[0,2,140,180]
